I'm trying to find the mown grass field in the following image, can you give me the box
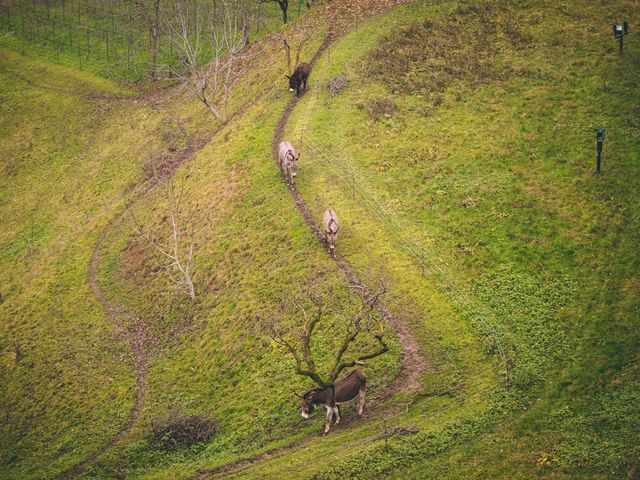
[1,0,639,479]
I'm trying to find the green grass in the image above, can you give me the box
[0,48,160,479]
[280,0,640,477]
[1,0,639,478]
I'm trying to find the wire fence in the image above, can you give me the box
[0,0,309,78]
[289,40,513,382]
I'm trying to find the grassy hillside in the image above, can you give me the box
[281,0,640,477]
[1,0,639,479]
[0,49,159,478]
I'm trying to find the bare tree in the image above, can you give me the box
[282,21,317,74]
[131,178,196,299]
[130,0,163,77]
[266,283,389,387]
[167,0,252,122]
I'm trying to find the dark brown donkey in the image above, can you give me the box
[286,62,311,97]
[299,369,367,434]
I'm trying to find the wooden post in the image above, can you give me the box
[127,30,131,69]
[595,128,605,174]
[383,420,389,451]
[21,4,26,40]
[34,0,38,39]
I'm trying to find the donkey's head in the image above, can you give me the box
[289,153,299,180]
[286,74,300,93]
[300,390,317,419]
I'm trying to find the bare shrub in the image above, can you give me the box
[151,412,219,451]
[328,75,349,97]
[263,282,389,388]
[166,0,253,122]
[130,177,197,299]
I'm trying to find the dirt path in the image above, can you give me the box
[50,66,284,477]
[190,5,427,478]
[51,215,150,480]
[272,61,426,399]
[50,106,209,479]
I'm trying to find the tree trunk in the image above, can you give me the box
[279,0,288,24]
[149,30,158,76]
[149,0,160,77]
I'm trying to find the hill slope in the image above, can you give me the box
[1,0,639,479]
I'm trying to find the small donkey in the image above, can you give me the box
[299,369,366,434]
[322,209,339,254]
[278,140,299,187]
[286,62,311,97]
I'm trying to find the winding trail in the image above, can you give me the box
[50,47,293,476]
[272,49,426,399]
[190,9,427,479]
[50,110,201,480]
[46,3,424,478]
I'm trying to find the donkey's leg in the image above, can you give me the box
[324,405,333,434]
[358,385,366,417]
[334,405,341,424]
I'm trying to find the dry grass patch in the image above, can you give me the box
[366,4,530,95]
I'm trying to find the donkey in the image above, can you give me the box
[278,141,299,186]
[286,63,311,97]
[323,209,339,254]
[299,369,367,434]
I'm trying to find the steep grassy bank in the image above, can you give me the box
[1,3,415,478]
[0,49,158,478]
[280,0,640,477]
